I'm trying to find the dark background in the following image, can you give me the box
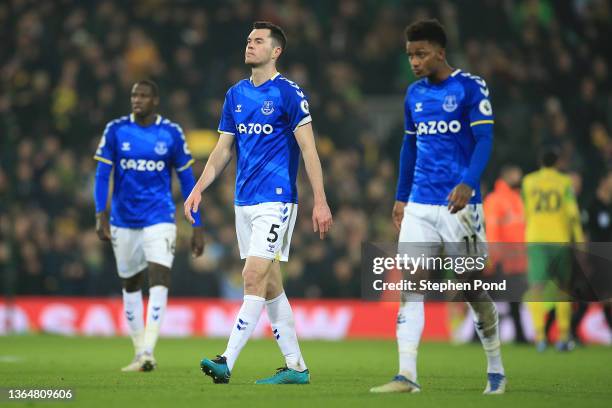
[1,0,611,299]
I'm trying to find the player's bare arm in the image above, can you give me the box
[191,226,204,257]
[184,133,235,224]
[294,122,333,239]
[447,183,473,214]
[95,210,111,241]
[392,201,407,231]
[94,160,113,241]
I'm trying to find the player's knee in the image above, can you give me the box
[266,282,281,299]
[148,263,171,288]
[122,272,145,292]
[149,274,170,288]
[266,279,283,299]
[242,268,266,294]
[463,286,491,303]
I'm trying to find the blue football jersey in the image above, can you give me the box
[218,73,312,206]
[404,69,494,204]
[94,114,195,228]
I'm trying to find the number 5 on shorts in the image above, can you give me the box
[267,224,280,243]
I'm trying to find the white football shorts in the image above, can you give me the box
[110,222,177,278]
[235,202,298,262]
[399,202,488,261]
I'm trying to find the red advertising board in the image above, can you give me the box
[0,297,609,344]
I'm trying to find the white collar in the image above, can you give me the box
[249,71,280,85]
[130,114,161,124]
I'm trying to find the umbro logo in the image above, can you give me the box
[121,142,131,151]
[235,104,242,113]
[415,102,423,112]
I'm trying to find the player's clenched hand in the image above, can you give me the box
[312,201,333,239]
[447,183,473,214]
[95,211,111,241]
[184,186,202,224]
[392,201,407,231]
[191,226,204,258]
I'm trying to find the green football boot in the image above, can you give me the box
[255,366,310,384]
[200,355,231,384]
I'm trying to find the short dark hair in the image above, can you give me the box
[134,79,159,97]
[598,171,612,187]
[252,21,287,49]
[540,147,560,167]
[405,19,447,48]
[500,164,520,176]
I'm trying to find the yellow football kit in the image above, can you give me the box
[522,167,584,344]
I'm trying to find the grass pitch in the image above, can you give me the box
[0,335,610,407]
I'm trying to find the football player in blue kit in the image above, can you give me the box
[94,80,204,372]
[369,20,506,395]
[184,21,333,385]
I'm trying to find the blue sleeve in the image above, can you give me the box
[176,168,202,227]
[403,90,417,135]
[395,92,417,202]
[93,121,117,165]
[461,76,495,189]
[94,162,112,213]
[395,133,417,202]
[282,79,312,131]
[465,75,494,127]
[218,89,236,135]
[169,123,201,227]
[170,123,195,172]
[461,125,493,189]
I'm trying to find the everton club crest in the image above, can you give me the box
[442,94,458,112]
[261,100,274,115]
[154,141,168,155]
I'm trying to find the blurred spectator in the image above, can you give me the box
[484,165,525,246]
[483,164,527,343]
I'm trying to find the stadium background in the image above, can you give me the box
[0,0,611,342]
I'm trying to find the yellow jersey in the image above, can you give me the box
[522,168,584,243]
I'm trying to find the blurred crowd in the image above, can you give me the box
[1,0,611,298]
